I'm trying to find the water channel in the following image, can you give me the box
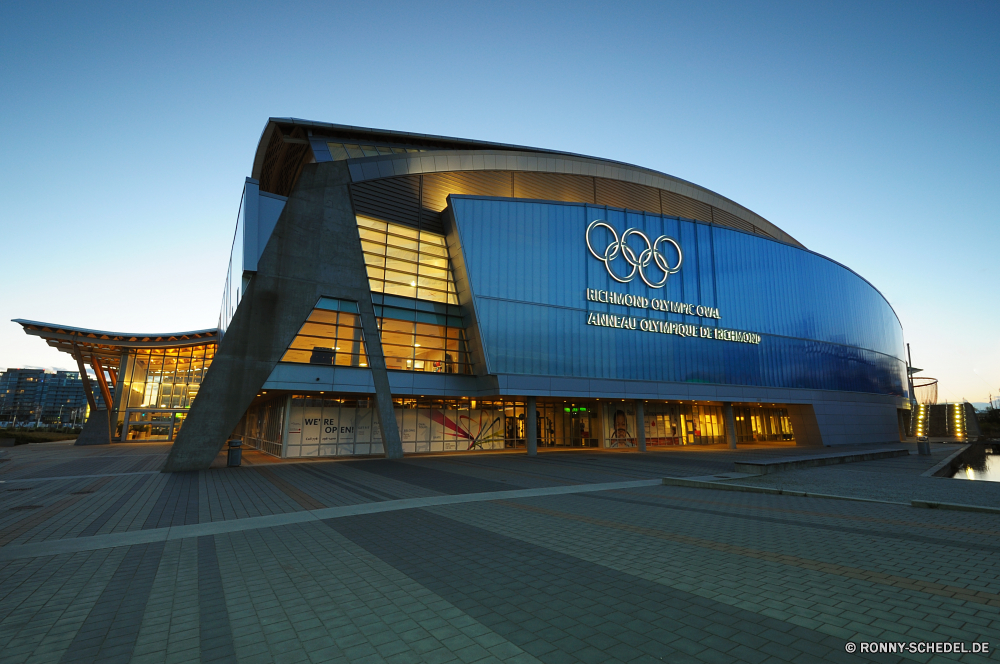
[951,444,1000,482]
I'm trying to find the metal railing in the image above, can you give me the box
[234,397,285,457]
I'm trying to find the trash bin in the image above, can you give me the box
[916,437,931,456]
[227,438,242,467]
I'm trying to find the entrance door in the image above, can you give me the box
[122,410,184,442]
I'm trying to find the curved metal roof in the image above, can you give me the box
[13,319,219,362]
[252,117,802,248]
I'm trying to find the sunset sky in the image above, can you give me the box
[1,1,997,404]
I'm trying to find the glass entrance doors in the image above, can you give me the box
[537,403,599,448]
[121,410,187,442]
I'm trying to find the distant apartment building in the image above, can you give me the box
[0,368,100,426]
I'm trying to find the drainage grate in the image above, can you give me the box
[70,491,94,495]
[6,488,32,492]
[9,505,42,511]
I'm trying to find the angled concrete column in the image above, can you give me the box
[787,404,824,447]
[635,400,647,452]
[164,161,402,471]
[356,302,403,459]
[723,402,738,449]
[526,397,537,457]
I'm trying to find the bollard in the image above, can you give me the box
[227,438,242,467]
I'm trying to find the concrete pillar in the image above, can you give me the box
[635,400,647,452]
[723,402,738,450]
[75,409,111,446]
[526,397,537,457]
[357,301,404,459]
[786,404,824,447]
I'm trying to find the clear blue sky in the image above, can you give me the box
[1,1,997,403]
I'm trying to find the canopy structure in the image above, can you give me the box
[13,319,219,415]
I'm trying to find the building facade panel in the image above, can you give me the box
[448,197,907,397]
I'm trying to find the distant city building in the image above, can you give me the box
[0,368,99,426]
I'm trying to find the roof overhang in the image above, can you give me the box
[13,319,220,363]
[251,117,802,248]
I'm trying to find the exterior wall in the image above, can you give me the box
[241,188,909,451]
[447,197,907,397]
[443,196,908,446]
[813,397,905,446]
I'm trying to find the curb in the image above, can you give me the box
[661,477,906,505]
[911,500,1000,515]
[734,448,909,475]
[664,477,1000,514]
[920,445,970,478]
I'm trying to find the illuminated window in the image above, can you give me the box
[281,298,368,367]
[122,344,216,410]
[378,318,471,374]
[373,294,472,375]
[357,216,459,305]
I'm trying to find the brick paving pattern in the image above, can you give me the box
[0,440,996,662]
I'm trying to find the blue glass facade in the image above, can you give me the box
[449,197,907,398]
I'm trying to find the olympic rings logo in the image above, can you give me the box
[585,220,683,289]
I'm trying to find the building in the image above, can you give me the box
[0,368,91,426]
[17,119,910,466]
[12,323,218,444]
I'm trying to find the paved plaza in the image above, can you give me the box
[0,441,997,663]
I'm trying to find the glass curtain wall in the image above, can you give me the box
[451,198,908,397]
[117,343,216,440]
[604,402,726,447]
[326,143,424,161]
[357,216,459,305]
[732,406,793,443]
[285,396,384,457]
[542,402,599,448]
[377,314,471,374]
[394,398,527,453]
[120,344,216,409]
[276,396,801,457]
[283,396,527,457]
[357,212,473,374]
[281,298,367,367]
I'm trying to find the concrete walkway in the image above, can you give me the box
[0,441,996,663]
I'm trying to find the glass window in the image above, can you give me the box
[357,216,459,306]
[281,300,368,368]
[376,316,471,375]
[119,343,216,413]
[327,143,350,161]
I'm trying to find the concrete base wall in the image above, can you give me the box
[786,404,823,447]
[812,400,902,446]
[74,409,111,446]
